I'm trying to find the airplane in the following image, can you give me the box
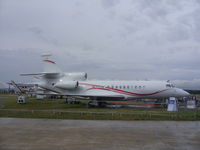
[21,54,189,106]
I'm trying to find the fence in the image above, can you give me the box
[0,109,200,121]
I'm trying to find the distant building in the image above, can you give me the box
[0,82,10,93]
[7,82,35,94]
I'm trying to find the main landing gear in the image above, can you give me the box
[65,97,80,104]
[87,100,106,108]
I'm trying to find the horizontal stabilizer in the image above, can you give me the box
[20,72,61,76]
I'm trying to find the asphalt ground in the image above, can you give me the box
[0,118,200,150]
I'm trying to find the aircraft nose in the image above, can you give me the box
[182,90,190,96]
[176,88,190,97]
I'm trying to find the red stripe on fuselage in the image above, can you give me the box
[79,82,103,87]
[79,82,169,97]
[44,59,56,64]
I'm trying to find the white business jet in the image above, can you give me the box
[21,55,189,105]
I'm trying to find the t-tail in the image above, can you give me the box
[21,54,63,77]
[41,54,62,74]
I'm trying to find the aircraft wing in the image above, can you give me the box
[33,92,124,98]
[69,94,124,98]
[21,72,61,78]
[34,92,125,101]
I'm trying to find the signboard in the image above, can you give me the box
[187,100,196,109]
[167,97,178,111]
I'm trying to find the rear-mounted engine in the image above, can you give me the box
[55,81,79,90]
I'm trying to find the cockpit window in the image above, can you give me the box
[166,83,175,88]
[171,84,175,87]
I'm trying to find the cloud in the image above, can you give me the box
[0,0,200,82]
[28,26,62,46]
[101,0,120,9]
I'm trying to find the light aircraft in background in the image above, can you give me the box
[20,54,189,106]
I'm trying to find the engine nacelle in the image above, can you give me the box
[64,72,87,81]
[55,81,79,90]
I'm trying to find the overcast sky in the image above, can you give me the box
[1,0,200,82]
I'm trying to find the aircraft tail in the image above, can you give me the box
[41,54,62,73]
[21,54,63,77]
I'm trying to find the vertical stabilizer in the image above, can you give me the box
[41,54,62,73]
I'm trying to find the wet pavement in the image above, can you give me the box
[0,118,200,150]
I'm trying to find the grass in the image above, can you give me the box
[0,94,200,120]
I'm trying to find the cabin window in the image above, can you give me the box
[119,86,122,89]
[116,86,118,89]
[135,86,137,89]
[123,86,126,89]
[111,85,114,88]
[127,86,129,89]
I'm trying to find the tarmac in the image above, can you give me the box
[0,118,200,150]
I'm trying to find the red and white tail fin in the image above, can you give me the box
[41,54,62,73]
[21,54,63,77]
